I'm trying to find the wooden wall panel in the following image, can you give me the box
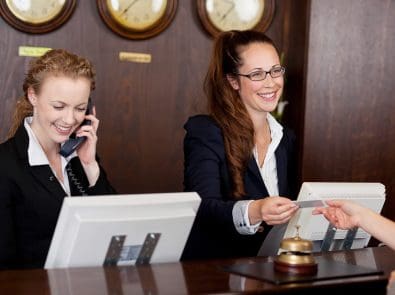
[302,0,395,218]
[278,0,310,187]
[0,0,304,194]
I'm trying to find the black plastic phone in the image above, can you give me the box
[59,98,93,157]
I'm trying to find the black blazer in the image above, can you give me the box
[181,115,297,260]
[0,124,116,269]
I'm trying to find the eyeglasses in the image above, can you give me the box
[236,66,285,81]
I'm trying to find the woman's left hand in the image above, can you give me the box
[76,106,100,186]
[249,197,299,225]
[76,106,99,164]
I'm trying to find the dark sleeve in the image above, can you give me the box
[0,154,17,269]
[183,115,237,231]
[69,156,116,195]
[87,164,117,195]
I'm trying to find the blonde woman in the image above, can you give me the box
[0,49,115,269]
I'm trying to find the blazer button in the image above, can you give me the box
[49,176,55,181]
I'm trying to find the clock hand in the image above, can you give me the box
[121,0,140,16]
[221,0,235,21]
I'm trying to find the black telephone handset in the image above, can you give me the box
[59,98,93,158]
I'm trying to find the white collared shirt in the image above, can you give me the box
[24,117,77,196]
[233,113,283,234]
[253,113,283,197]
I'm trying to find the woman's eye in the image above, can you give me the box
[53,106,64,110]
[77,108,87,112]
[251,72,263,79]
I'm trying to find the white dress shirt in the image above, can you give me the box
[233,113,283,234]
[24,117,77,196]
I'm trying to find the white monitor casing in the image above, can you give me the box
[45,192,201,269]
[283,182,385,251]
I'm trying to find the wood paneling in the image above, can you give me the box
[0,0,304,194]
[278,0,310,187]
[302,0,395,218]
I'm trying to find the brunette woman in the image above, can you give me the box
[182,30,298,260]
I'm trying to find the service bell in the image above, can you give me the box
[274,225,318,274]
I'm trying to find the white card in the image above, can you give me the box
[293,200,325,208]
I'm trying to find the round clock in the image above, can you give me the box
[97,0,178,40]
[0,0,76,34]
[197,0,275,37]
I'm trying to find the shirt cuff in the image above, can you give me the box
[232,200,261,235]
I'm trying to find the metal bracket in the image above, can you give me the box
[342,227,358,250]
[136,233,161,265]
[103,235,126,266]
[321,223,336,251]
[103,233,161,266]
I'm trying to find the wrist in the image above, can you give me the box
[248,200,262,225]
[81,161,100,187]
[356,207,375,229]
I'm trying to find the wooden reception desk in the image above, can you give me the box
[0,246,393,294]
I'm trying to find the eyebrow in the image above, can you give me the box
[246,64,282,73]
[50,100,88,107]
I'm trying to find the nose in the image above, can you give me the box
[62,108,77,125]
[262,74,276,87]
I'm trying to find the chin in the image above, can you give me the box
[52,134,71,144]
[262,102,279,113]
[51,129,73,142]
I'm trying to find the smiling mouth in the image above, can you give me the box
[54,124,73,135]
[258,92,277,100]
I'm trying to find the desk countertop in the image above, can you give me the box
[0,246,393,294]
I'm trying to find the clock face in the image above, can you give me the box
[0,0,76,33]
[206,0,264,32]
[5,0,66,24]
[106,0,168,31]
[97,0,177,39]
[197,0,275,37]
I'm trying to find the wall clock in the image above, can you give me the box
[97,0,178,40]
[197,0,275,37]
[0,0,77,34]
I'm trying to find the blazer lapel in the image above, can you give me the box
[246,140,289,197]
[14,123,67,200]
[246,157,266,189]
[275,145,287,196]
[29,165,67,201]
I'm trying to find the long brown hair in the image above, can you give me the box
[8,49,96,138]
[205,30,278,198]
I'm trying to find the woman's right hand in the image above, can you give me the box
[249,197,299,225]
